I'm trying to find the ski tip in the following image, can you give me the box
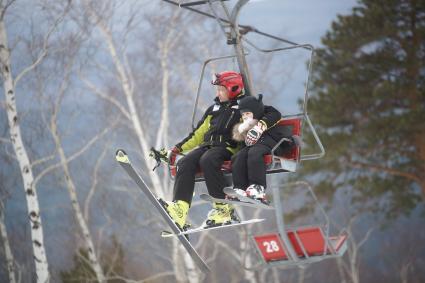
[223,187,234,194]
[115,149,130,163]
[160,231,175,238]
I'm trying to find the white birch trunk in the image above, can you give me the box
[157,29,200,283]
[0,201,16,283]
[87,10,163,195]
[81,3,201,280]
[0,18,50,283]
[336,257,347,283]
[83,5,196,281]
[51,120,105,282]
[297,268,306,283]
[172,240,187,282]
[238,210,256,283]
[183,250,199,283]
[155,43,170,152]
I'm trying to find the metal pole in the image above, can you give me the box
[271,185,299,262]
[229,0,254,96]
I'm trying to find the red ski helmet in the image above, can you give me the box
[211,71,244,99]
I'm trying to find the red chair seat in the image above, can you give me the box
[254,226,348,262]
[288,227,327,257]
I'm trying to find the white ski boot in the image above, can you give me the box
[225,188,247,201]
[246,184,270,205]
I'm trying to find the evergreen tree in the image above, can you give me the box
[60,235,125,282]
[60,249,97,283]
[301,0,425,217]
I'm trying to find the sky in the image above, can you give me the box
[232,0,360,114]
[172,0,359,116]
[240,0,358,46]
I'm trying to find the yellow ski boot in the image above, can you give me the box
[205,202,240,227]
[162,200,189,230]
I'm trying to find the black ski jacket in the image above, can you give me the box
[175,97,243,154]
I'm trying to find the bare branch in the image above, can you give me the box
[3,142,17,160]
[348,159,423,186]
[355,227,374,250]
[0,137,11,143]
[79,73,131,120]
[102,272,175,283]
[33,121,116,186]
[83,144,108,221]
[30,153,56,168]
[14,1,71,86]
[0,0,16,21]
[143,271,177,283]
[203,233,241,262]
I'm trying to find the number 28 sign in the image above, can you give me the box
[254,233,287,262]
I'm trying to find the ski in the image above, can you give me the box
[223,187,274,210]
[161,218,265,238]
[115,149,210,273]
[199,193,271,209]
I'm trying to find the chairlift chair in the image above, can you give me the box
[168,44,324,181]
[246,182,348,270]
[163,0,348,270]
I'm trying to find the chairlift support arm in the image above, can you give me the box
[227,0,255,96]
[162,0,301,96]
[162,0,302,47]
[164,0,325,159]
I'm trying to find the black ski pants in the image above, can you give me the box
[173,146,232,205]
[231,144,271,190]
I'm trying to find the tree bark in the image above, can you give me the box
[0,17,50,283]
[50,116,106,282]
[0,200,16,283]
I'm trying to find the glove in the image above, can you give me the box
[167,146,180,165]
[245,122,267,146]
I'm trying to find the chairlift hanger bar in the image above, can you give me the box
[179,0,230,7]
[162,0,302,47]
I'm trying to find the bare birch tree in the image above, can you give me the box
[49,67,106,281]
[64,1,297,281]
[0,1,70,281]
[28,42,119,281]
[74,1,212,281]
[0,198,16,283]
[335,216,374,283]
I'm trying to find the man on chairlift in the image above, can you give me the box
[161,71,245,229]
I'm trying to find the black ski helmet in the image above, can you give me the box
[238,94,264,119]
